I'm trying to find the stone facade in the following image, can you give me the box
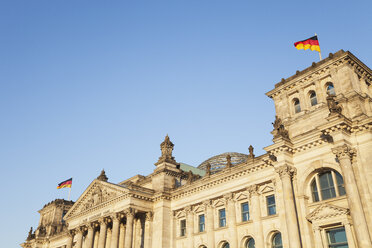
[22,50,372,248]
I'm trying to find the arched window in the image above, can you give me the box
[293,98,301,113]
[309,91,318,106]
[326,83,336,96]
[311,170,346,202]
[246,238,255,248]
[222,242,230,248]
[272,233,282,248]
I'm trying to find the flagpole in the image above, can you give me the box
[68,187,71,201]
[315,33,322,61]
[67,177,72,201]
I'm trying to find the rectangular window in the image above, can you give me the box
[219,208,226,227]
[180,219,186,237]
[267,195,276,215]
[199,214,205,232]
[327,227,348,248]
[241,202,249,222]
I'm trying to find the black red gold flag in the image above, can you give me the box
[57,178,72,189]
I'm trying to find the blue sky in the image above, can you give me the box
[0,1,371,246]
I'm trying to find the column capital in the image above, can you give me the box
[124,208,135,218]
[184,205,192,214]
[67,229,75,237]
[246,184,259,196]
[275,165,296,179]
[145,211,154,221]
[98,217,109,225]
[332,144,356,161]
[202,199,213,209]
[223,192,234,202]
[109,212,123,222]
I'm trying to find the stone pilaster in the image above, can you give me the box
[185,206,194,248]
[276,165,301,248]
[110,213,121,248]
[144,212,153,248]
[312,227,323,248]
[247,185,264,248]
[124,208,135,248]
[332,145,372,247]
[203,200,215,248]
[97,218,108,248]
[224,193,237,248]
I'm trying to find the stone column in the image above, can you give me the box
[66,231,74,248]
[86,224,95,248]
[332,145,372,247]
[118,223,125,248]
[247,185,264,248]
[105,228,112,248]
[276,165,302,248]
[124,208,135,248]
[224,193,238,248]
[110,214,121,248]
[98,218,108,248]
[75,227,84,248]
[93,228,99,248]
[204,200,215,248]
[144,212,153,248]
[185,206,194,248]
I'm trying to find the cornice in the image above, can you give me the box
[171,158,271,200]
[266,50,350,98]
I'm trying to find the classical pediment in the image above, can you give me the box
[306,204,349,222]
[64,180,128,219]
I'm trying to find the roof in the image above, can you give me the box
[198,152,248,172]
[179,162,206,176]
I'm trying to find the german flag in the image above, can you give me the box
[294,36,320,52]
[57,178,72,189]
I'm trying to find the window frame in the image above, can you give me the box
[293,98,301,113]
[326,83,336,96]
[272,232,283,248]
[218,208,226,228]
[180,219,186,237]
[311,170,346,203]
[266,195,276,216]
[198,214,205,232]
[241,202,250,222]
[309,91,318,106]
[326,226,348,248]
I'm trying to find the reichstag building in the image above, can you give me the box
[22,50,372,248]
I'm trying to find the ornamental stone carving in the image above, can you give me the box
[332,144,356,161]
[124,208,135,217]
[248,145,255,159]
[223,192,234,202]
[205,162,211,177]
[275,165,296,179]
[247,185,259,196]
[146,212,154,221]
[326,93,342,114]
[155,135,179,166]
[97,169,108,182]
[272,116,289,139]
[226,154,232,168]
